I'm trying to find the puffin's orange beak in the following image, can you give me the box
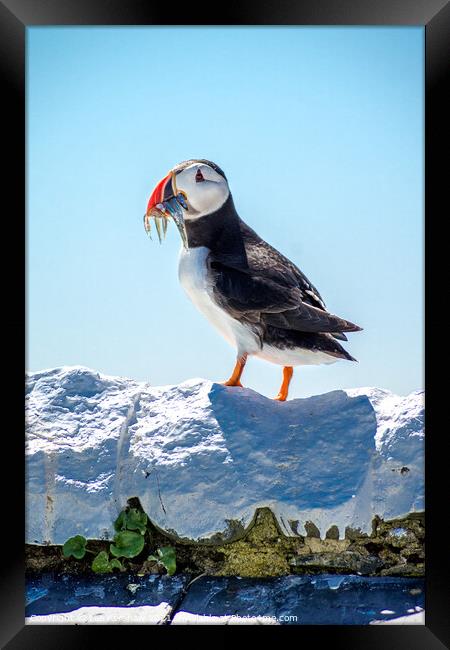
[146,171,174,215]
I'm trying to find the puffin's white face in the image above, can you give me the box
[145,159,230,248]
[174,162,229,219]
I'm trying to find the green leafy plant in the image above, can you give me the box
[110,530,145,558]
[63,535,88,560]
[148,546,176,576]
[62,505,176,575]
[114,508,147,535]
[92,550,123,574]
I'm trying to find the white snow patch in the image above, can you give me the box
[25,603,171,625]
[370,611,425,625]
[26,368,424,544]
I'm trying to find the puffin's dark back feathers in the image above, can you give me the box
[184,188,362,354]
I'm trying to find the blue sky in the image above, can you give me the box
[27,27,424,398]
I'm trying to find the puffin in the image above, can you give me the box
[145,159,362,401]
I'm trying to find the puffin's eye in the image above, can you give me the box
[195,168,205,183]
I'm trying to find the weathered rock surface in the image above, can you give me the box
[25,507,425,577]
[25,572,425,625]
[26,573,188,625]
[26,367,424,549]
[171,574,424,626]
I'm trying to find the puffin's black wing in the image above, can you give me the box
[209,220,362,335]
[211,259,360,333]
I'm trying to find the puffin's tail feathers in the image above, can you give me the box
[331,332,348,341]
[321,334,358,362]
[263,327,359,362]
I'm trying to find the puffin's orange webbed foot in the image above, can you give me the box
[274,366,293,401]
[222,379,244,387]
[221,354,247,388]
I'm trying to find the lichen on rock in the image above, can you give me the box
[26,507,424,578]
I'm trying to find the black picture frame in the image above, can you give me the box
[2,0,448,646]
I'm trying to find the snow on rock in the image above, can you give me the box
[26,603,171,625]
[26,367,143,545]
[25,367,424,545]
[370,610,424,625]
[346,388,425,518]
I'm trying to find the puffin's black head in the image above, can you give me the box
[146,159,230,221]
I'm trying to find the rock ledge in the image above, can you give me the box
[26,366,424,576]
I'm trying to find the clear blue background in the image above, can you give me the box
[27,27,424,398]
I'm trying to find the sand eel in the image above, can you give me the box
[144,159,362,401]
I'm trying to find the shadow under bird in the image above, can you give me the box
[144,159,362,401]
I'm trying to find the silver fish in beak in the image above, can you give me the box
[144,170,189,247]
[143,187,189,250]
[164,195,188,249]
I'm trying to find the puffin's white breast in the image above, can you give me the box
[178,246,260,356]
[178,246,341,367]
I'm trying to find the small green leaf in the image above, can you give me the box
[157,546,176,576]
[125,508,148,534]
[92,550,112,573]
[114,510,127,532]
[110,530,145,558]
[113,508,148,534]
[63,535,87,560]
[92,551,124,573]
[109,558,123,571]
